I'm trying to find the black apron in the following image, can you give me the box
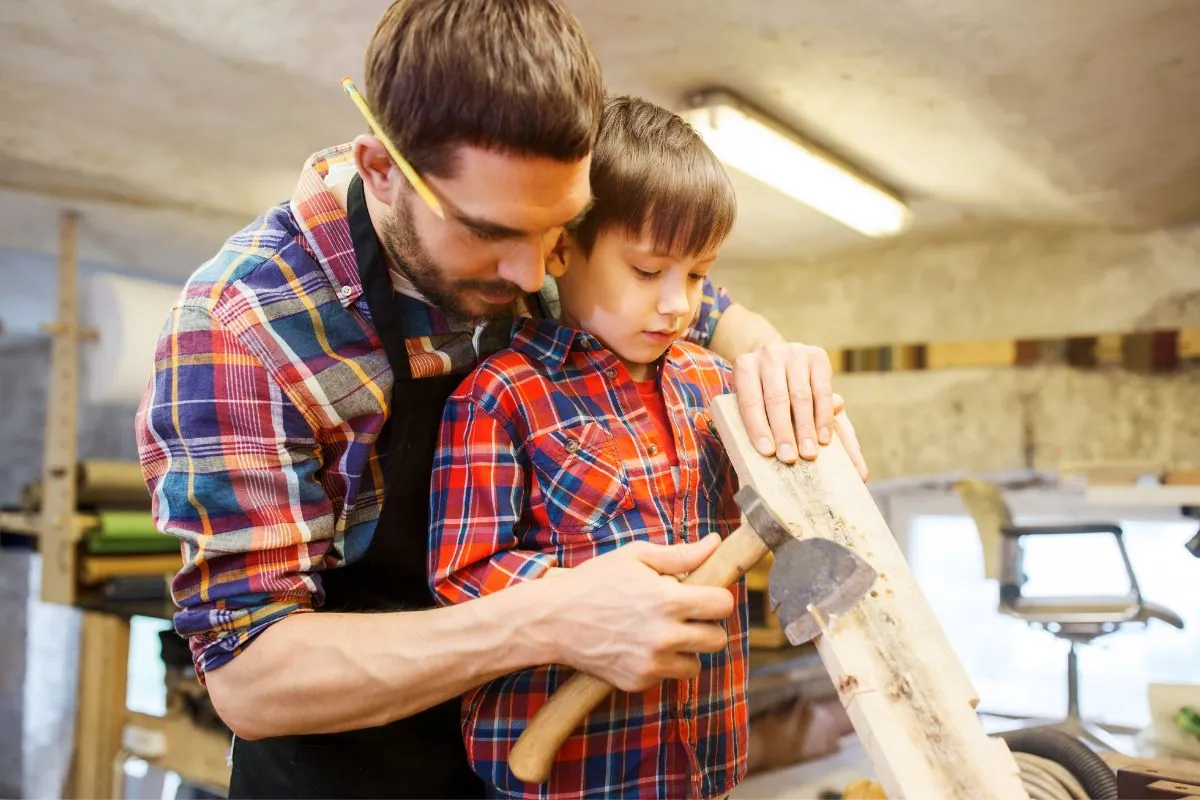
[227,174,486,799]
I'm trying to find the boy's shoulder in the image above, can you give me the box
[450,344,554,419]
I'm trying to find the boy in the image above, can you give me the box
[428,95,746,799]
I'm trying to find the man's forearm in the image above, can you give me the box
[707,303,784,362]
[206,579,561,740]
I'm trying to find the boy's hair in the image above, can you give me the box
[364,0,604,178]
[571,95,737,258]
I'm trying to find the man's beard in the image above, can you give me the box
[379,201,521,323]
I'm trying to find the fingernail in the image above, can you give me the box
[801,438,818,459]
[777,443,797,462]
[756,437,773,455]
[818,427,831,445]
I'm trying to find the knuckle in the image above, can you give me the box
[737,394,765,412]
[790,386,813,403]
[763,390,791,406]
[734,352,758,369]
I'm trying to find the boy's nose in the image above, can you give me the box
[658,283,691,318]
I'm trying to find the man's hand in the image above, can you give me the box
[734,342,868,481]
[541,535,734,692]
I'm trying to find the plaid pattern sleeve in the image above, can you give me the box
[137,301,331,677]
[428,391,558,604]
[683,276,735,347]
[427,319,748,800]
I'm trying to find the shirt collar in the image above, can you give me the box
[509,317,604,371]
[289,143,363,308]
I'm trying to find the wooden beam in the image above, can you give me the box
[125,712,231,793]
[69,611,129,799]
[710,394,1027,800]
[40,210,83,606]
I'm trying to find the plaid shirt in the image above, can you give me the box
[134,143,734,681]
[429,317,749,799]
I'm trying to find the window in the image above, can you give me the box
[907,513,1198,728]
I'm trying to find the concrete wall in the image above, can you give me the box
[718,222,1200,479]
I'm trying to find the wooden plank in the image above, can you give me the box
[711,394,1026,800]
[1164,469,1200,486]
[125,711,231,793]
[1095,333,1125,366]
[1180,328,1200,360]
[69,611,129,799]
[925,339,1017,370]
[80,554,178,584]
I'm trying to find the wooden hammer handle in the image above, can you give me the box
[508,523,771,784]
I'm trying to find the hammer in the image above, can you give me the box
[507,485,877,784]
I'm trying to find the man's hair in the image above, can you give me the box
[364,0,603,178]
[571,95,737,258]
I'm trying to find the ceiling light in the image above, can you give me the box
[681,90,911,237]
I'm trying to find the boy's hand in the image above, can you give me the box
[733,342,868,481]
[541,534,734,693]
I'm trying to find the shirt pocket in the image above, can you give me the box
[528,421,634,534]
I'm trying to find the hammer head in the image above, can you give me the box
[735,486,878,645]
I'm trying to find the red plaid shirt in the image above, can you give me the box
[429,317,749,799]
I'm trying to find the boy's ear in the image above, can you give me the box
[546,231,570,279]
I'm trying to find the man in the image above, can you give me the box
[136,1,867,797]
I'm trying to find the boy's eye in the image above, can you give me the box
[688,273,707,283]
[632,266,659,279]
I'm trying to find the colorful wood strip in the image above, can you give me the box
[834,327,1200,374]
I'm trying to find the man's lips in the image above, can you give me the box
[477,286,519,304]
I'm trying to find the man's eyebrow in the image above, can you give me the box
[452,212,528,239]
[451,197,596,240]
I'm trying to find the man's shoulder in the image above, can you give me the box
[182,205,332,322]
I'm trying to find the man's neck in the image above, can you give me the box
[332,171,429,301]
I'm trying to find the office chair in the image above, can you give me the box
[954,479,1185,751]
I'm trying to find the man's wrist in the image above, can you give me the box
[478,576,566,669]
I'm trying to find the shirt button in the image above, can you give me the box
[339,285,353,298]
[604,367,617,379]
[647,443,659,456]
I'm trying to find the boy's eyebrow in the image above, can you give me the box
[451,197,596,239]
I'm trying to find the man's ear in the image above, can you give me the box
[351,134,397,205]
[546,231,571,279]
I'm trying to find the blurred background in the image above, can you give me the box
[1,1,1198,797]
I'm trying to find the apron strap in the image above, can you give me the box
[347,172,413,382]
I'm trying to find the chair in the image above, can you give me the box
[954,479,1185,751]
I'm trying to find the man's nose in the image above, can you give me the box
[497,239,547,293]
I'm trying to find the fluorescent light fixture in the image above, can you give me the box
[681,90,911,237]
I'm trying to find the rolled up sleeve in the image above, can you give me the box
[428,391,555,606]
[136,303,334,680]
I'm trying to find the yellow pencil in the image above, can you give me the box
[341,76,445,220]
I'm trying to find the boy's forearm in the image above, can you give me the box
[206,579,564,740]
[707,303,785,361]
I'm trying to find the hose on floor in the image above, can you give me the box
[839,730,1118,800]
[999,729,1119,800]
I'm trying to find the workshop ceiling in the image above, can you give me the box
[2,0,1199,277]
